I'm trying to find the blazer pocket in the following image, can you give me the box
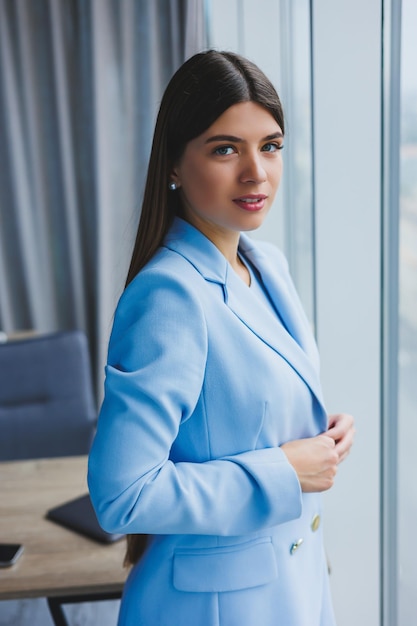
[173,537,277,593]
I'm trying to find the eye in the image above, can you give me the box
[213,145,235,156]
[261,142,284,153]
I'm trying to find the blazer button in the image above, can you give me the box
[290,538,304,555]
[311,514,321,532]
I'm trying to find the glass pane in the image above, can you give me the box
[398,0,417,622]
[207,0,315,322]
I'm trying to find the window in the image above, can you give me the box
[398,0,417,621]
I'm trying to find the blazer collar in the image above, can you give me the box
[164,218,325,409]
[238,235,320,366]
[164,217,229,284]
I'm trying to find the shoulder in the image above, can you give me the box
[110,248,207,349]
[122,248,204,311]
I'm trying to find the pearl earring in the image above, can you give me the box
[169,182,177,191]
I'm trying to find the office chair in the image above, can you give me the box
[0,330,96,460]
[0,330,120,626]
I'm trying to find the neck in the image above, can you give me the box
[202,232,249,284]
[231,252,251,286]
[180,214,250,285]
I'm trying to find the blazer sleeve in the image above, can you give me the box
[88,265,302,536]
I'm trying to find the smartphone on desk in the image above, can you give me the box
[0,543,24,567]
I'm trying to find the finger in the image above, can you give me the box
[327,414,354,441]
[327,424,345,443]
[335,430,355,462]
[327,414,339,429]
[318,433,336,448]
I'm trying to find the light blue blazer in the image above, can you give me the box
[88,217,336,626]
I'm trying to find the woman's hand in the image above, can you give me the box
[280,413,355,493]
[281,434,339,493]
[326,413,355,463]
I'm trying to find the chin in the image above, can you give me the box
[239,214,268,232]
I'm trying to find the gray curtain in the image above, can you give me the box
[0,0,207,392]
[0,2,206,623]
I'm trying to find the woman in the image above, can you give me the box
[88,50,354,626]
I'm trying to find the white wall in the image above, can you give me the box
[312,1,382,624]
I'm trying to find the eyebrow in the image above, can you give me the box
[205,132,284,144]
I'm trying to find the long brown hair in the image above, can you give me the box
[125,49,285,287]
[124,50,285,566]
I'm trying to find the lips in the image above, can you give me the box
[233,194,267,211]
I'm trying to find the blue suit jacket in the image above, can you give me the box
[88,218,336,626]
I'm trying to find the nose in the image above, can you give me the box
[239,151,267,184]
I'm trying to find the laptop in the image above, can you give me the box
[46,493,124,544]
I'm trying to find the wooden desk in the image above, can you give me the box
[0,456,127,601]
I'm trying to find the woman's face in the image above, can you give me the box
[171,101,284,249]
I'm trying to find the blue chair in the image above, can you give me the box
[0,330,96,460]
[0,330,114,626]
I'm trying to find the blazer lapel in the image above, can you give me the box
[164,219,325,410]
[223,260,325,410]
[240,237,320,365]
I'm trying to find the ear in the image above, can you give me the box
[169,165,181,188]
